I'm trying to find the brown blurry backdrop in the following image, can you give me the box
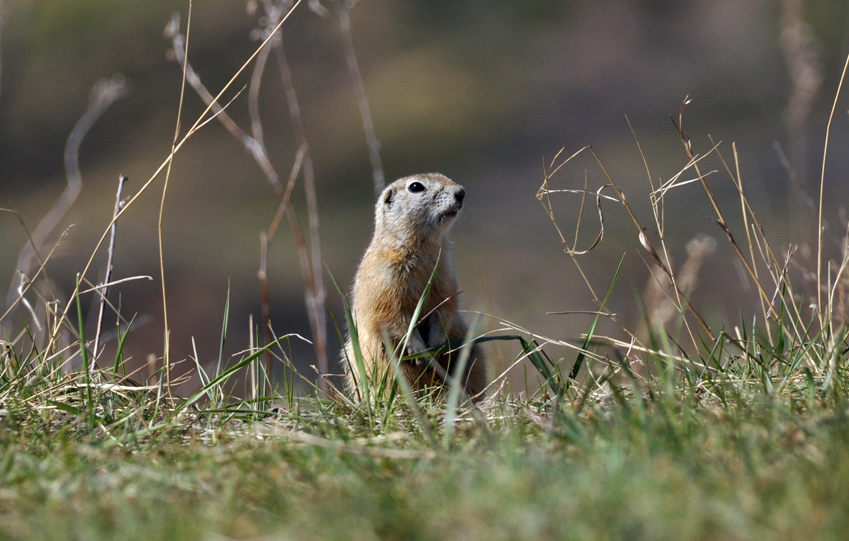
[2,0,849,393]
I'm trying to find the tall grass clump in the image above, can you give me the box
[533,94,849,433]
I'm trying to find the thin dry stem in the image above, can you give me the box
[629,118,702,350]
[165,13,281,191]
[729,142,803,344]
[268,12,329,389]
[6,75,127,316]
[267,145,306,243]
[671,100,779,321]
[817,52,849,326]
[0,220,71,328]
[709,139,809,347]
[537,150,641,351]
[336,1,384,195]
[537,147,600,255]
[91,175,127,366]
[711,140,790,289]
[285,207,325,379]
[170,1,330,389]
[260,145,305,394]
[43,0,304,380]
[637,234,716,347]
[158,1,194,396]
[589,145,715,341]
[259,231,272,395]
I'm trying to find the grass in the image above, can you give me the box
[4,223,849,540]
[3,364,849,540]
[4,2,849,540]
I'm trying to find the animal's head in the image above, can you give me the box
[375,173,466,246]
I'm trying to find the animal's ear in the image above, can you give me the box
[383,187,394,207]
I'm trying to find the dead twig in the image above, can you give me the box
[261,144,306,395]
[167,1,330,391]
[335,1,384,195]
[91,175,128,367]
[268,9,329,390]
[816,53,849,326]
[41,0,304,370]
[5,74,127,325]
[164,12,282,192]
[588,145,715,341]
[670,98,779,322]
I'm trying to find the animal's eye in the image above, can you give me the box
[408,181,426,193]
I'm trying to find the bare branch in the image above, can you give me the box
[816,52,849,325]
[170,1,330,388]
[336,1,384,195]
[165,12,282,192]
[91,175,128,366]
[40,1,305,365]
[671,100,780,322]
[5,75,127,315]
[268,15,329,390]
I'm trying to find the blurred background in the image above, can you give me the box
[2,0,849,393]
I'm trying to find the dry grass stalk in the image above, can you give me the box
[333,0,384,195]
[535,102,839,390]
[30,0,305,392]
[537,147,611,257]
[166,2,332,392]
[638,234,716,343]
[5,75,127,320]
[708,139,810,347]
[589,144,715,342]
[2,76,125,376]
[265,2,329,390]
[91,175,128,367]
[816,52,849,328]
[157,1,196,396]
[672,100,780,323]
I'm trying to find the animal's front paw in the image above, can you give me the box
[405,349,427,367]
[404,348,433,369]
[406,329,428,366]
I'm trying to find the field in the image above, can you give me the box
[4,2,849,540]
[4,292,849,540]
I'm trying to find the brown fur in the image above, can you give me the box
[343,173,486,400]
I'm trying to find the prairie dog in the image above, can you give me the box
[343,173,486,400]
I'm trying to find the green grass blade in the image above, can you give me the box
[569,253,625,383]
[327,268,372,418]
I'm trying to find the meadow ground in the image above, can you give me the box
[3,340,849,540]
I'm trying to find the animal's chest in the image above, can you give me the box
[381,262,436,315]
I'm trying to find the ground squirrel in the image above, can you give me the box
[343,173,487,400]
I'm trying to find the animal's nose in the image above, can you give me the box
[455,188,466,205]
